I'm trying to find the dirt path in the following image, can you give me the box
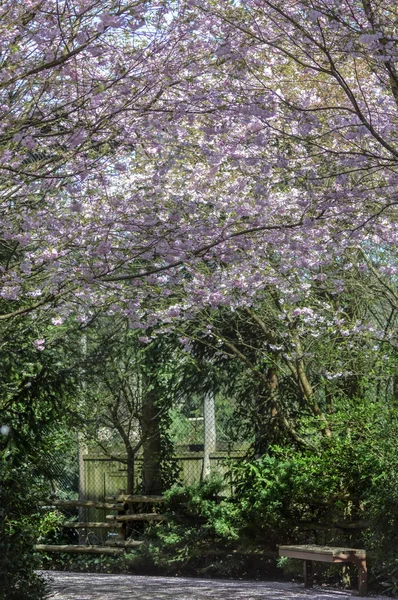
[41,571,385,600]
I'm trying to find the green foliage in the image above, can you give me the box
[37,511,64,540]
[229,401,384,542]
[163,478,239,537]
[132,479,241,576]
[0,313,83,599]
[357,407,398,590]
[0,461,50,600]
[222,399,398,589]
[40,551,137,574]
[376,559,398,596]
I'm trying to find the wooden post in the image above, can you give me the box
[358,557,367,597]
[78,435,87,501]
[303,560,313,588]
[201,391,216,481]
[78,335,88,544]
[117,491,127,542]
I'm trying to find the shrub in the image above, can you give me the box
[0,461,50,600]
[132,478,241,576]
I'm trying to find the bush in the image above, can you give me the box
[227,401,398,590]
[0,461,50,600]
[131,478,241,577]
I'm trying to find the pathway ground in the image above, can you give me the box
[41,571,386,600]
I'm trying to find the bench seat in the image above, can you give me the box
[279,544,367,596]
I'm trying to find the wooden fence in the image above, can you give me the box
[35,494,165,555]
[80,449,245,504]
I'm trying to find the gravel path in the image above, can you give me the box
[41,571,386,600]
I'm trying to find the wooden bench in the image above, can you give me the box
[278,544,367,597]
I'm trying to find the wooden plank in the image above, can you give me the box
[279,545,366,557]
[280,549,335,563]
[358,556,368,597]
[333,554,367,563]
[34,544,125,556]
[106,513,166,522]
[105,494,164,503]
[62,522,122,529]
[40,500,125,510]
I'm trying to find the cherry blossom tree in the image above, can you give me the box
[1,0,397,362]
[83,0,398,322]
[0,0,185,320]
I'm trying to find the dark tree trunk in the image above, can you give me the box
[126,448,135,495]
[255,368,279,456]
[141,388,162,495]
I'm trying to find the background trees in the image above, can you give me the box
[80,321,180,495]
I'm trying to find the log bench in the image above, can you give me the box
[278,544,367,597]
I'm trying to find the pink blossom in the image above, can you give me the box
[51,316,64,326]
[33,339,45,351]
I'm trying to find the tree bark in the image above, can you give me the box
[126,447,135,495]
[255,368,279,456]
[141,387,162,495]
